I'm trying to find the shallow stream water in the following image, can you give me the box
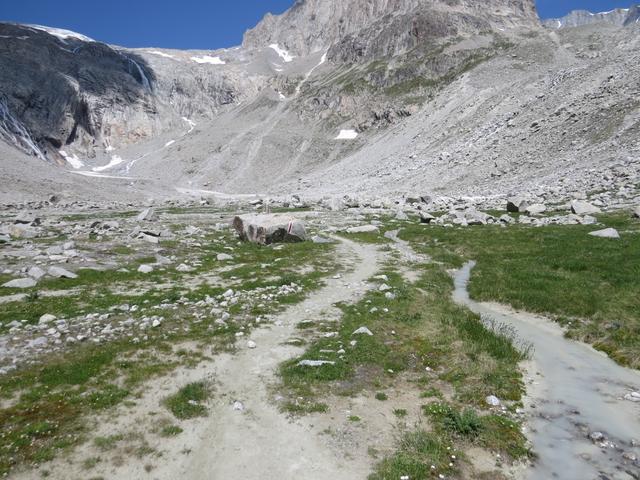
[453,261,640,480]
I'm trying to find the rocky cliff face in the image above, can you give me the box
[0,23,265,165]
[543,4,640,29]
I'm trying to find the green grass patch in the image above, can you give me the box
[369,430,457,480]
[400,210,640,367]
[424,402,531,460]
[279,265,526,409]
[164,381,211,420]
[160,425,183,437]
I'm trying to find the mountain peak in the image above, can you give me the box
[243,0,539,57]
[543,4,640,29]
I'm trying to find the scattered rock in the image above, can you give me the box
[217,253,234,261]
[571,200,601,215]
[138,264,154,274]
[525,204,547,215]
[352,326,373,336]
[39,314,57,324]
[2,278,37,288]
[419,212,435,224]
[14,212,41,225]
[633,206,640,219]
[247,340,257,349]
[233,400,245,411]
[27,266,46,279]
[588,228,620,239]
[507,197,529,213]
[346,225,379,234]
[136,207,157,222]
[48,266,78,279]
[624,392,640,402]
[311,235,333,244]
[486,395,501,407]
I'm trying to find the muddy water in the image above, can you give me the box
[453,261,640,480]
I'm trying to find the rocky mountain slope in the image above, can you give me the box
[542,4,640,29]
[0,0,638,207]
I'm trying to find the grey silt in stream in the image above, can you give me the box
[453,261,640,480]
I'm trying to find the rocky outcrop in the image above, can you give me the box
[543,5,640,29]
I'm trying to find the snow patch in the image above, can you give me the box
[27,24,93,42]
[269,44,294,63]
[59,150,84,169]
[72,171,133,180]
[191,55,225,65]
[93,155,125,172]
[335,129,358,140]
[148,50,175,59]
[182,117,196,133]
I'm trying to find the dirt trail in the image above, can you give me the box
[454,262,640,480]
[156,236,382,480]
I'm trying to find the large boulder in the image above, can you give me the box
[232,214,307,245]
[633,206,640,219]
[571,200,601,215]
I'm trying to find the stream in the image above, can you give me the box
[453,261,640,480]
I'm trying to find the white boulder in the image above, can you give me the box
[588,228,620,239]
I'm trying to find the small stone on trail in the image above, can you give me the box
[233,401,245,411]
[247,340,257,349]
[486,395,501,406]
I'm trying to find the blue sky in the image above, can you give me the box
[0,1,633,49]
